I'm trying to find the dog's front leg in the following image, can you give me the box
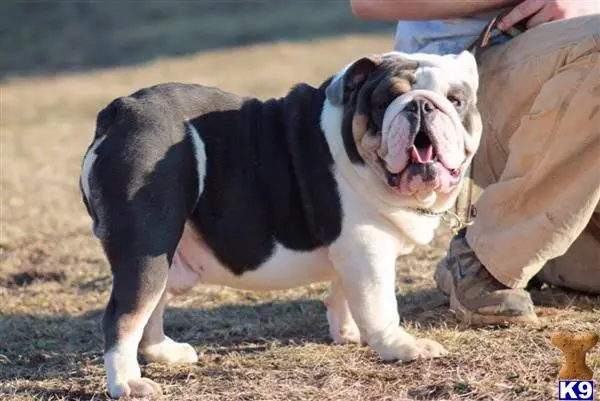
[329,226,447,362]
[325,280,362,344]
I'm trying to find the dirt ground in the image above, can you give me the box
[1,4,599,401]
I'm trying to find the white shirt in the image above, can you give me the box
[393,10,512,55]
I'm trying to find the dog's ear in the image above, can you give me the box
[326,56,381,106]
[455,51,478,83]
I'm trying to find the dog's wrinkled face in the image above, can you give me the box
[326,51,483,210]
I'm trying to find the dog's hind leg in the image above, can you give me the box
[89,98,200,399]
[98,172,197,399]
[102,262,166,399]
[139,290,198,364]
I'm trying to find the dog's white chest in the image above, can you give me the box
[167,223,335,294]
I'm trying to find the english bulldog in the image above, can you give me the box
[80,50,482,398]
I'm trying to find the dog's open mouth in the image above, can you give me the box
[412,130,436,163]
[382,130,462,190]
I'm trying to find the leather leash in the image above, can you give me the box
[465,8,528,63]
[444,7,527,234]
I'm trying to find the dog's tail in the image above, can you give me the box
[94,97,129,140]
[82,97,130,237]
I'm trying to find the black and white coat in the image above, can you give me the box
[80,51,482,399]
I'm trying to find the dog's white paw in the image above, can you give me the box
[105,345,163,399]
[140,337,198,364]
[108,377,163,399]
[325,299,362,344]
[412,338,448,359]
[328,310,362,344]
[371,328,448,362]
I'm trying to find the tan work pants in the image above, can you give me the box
[466,15,600,293]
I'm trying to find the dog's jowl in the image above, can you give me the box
[80,51,482,398]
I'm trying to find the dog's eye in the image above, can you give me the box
[447,95,463,108]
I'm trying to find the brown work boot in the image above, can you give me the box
[435,228,539,326]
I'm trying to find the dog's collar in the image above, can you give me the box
[411,207,445,217]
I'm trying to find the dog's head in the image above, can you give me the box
[324,51,482,212]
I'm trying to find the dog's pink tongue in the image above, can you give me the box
[410,145,434,164]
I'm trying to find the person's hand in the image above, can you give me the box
[498,0,599,31]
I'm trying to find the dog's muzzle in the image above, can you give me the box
[378,90,469,195]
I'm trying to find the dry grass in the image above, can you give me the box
[1,5,599,401]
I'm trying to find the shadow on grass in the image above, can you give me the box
[2,387,103,401]
[0,298,326,399]
[0,289,447,378]
[0,1,396,81]
[1,282,596,399]
[530,286,600,308]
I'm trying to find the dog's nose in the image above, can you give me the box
[405,99,436,115]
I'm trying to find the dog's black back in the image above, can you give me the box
[87,82,342,277]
